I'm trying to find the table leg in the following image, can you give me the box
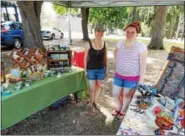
[74,92,79,103]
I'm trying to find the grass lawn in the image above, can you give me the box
[105,37,184,52]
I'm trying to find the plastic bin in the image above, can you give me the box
[72,51,85,68]
[50,96,69,108]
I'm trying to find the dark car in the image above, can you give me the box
[1,21,24,49]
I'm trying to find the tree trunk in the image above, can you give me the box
[181,31,184,41]
[132,7,137,22]
[175,14,183,40]
[169,21,173,39]
[90,24,94,34]
[148,6,168,50]
[17,1,44,49]
[81,8,89,41]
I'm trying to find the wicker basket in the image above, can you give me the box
[28,72,44,81]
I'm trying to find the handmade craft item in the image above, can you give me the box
[1,61,6,83]
[154,111,174,135]
[155,46,184,99]
[8,49,30,69]
[46,46,72,72]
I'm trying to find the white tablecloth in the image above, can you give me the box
[116,91,185,135]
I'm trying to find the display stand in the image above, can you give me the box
[46,50,72,71]
[155,46,184,99]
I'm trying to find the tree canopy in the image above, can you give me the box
[89,7,129,30]
[53,4,79,16]
[52,4,184,40]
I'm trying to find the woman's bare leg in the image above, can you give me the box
[120,87,132,114]
[112,85,122,111]
[94,80,103,103]
[88,80,96,104]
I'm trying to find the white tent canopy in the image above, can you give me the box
[54,0,184,7]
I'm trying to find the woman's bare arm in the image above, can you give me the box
[114,47,118,62]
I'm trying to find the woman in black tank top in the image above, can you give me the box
[84,24,108,110]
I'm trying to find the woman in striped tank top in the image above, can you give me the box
[112,21,148,119]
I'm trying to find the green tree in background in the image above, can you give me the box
[53,4,79,16]
[52,4,184,45]
[81,8,90,40]
[149,6,168,49]
[165,6,184,39]
[17,1,44,48]
[89,7,129,32]
[137,6,156,36]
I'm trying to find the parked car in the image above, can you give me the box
[41,28,64,40]
[1,21,24,49]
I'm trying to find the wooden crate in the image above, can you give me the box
[46,50,72,71]
[155,46,184,99]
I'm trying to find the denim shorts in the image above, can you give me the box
[87,68,106,80]
[113,75,138,89]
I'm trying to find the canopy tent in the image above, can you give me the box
[53,0,184,7]
[52,0,184,45]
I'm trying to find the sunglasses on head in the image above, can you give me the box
[96,29,104,32]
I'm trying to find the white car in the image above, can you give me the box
[41,28,64,40]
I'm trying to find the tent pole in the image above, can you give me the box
[68,7,72,45]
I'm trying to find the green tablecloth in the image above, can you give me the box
[1,67,88,129]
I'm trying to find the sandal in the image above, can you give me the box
[112,110,120,116]
[93,103,100,111]
[117,112,125,120]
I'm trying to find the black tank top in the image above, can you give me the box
[87,40,106,69]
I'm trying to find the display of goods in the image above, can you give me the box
[121,128,140,135]
[152,106,162,116]
[155,110,174,131]
[139,103,149,109]
[1,61,6,83]
[181,118,185,129]
[34,49,45,64]
[27,72,44,81]
[46,49,72,72]
[155,115,173,130]
[8,49,30,69]
[8,77,24,83]
[156,46,184,100]
[8,48,46,71]
[123,118,147,132]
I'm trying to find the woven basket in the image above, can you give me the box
[28,72,44,81]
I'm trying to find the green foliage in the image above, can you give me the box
[165,6,184,39]
[89,7,129,29]
[52,4,79,16]
[52,4,184,40]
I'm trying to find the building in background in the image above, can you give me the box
[1,1,21,22]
